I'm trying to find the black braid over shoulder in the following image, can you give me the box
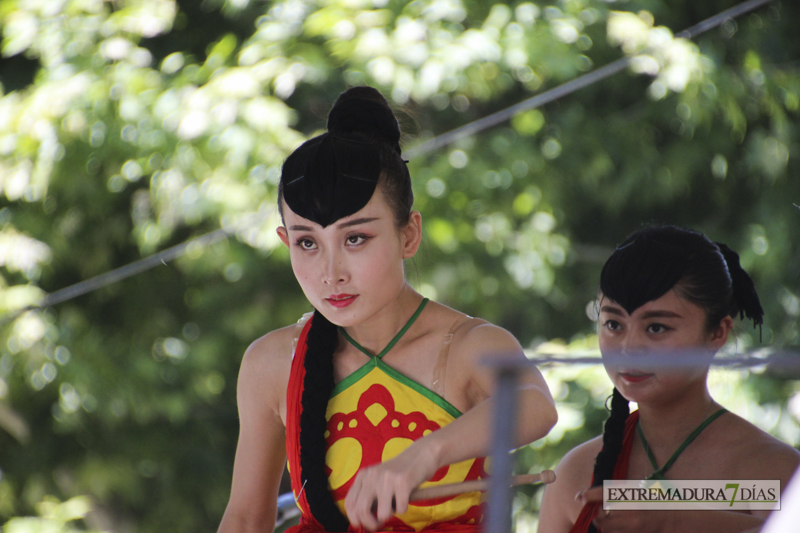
[715,242,764,337]
[587,388,630,533]
[300,311,350,531]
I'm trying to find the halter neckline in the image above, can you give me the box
[339,298,429,359]
[637,407,727,480]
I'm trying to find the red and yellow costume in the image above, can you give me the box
[287,312,486,533]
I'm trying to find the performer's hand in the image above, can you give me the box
[577,486,670,533]
[345,444,438,531]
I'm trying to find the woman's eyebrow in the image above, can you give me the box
[640,310,683,319]
[336,217,379,229]
[289,217,379,231]
[600,306,683,319]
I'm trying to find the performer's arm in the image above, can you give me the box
[538,438,602,533]
[346,324,558,531]
[218,330,293,533]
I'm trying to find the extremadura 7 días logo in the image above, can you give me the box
[603,480,780,511]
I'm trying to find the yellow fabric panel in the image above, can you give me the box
[324,365,485,531]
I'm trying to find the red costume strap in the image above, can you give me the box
[568,411,640,533]
[286,316,321,529]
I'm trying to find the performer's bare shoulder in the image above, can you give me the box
[237,323,298,426]
[714,412,800,482]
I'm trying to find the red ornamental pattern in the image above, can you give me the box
[326,383,487,527]
[326,383,448,501]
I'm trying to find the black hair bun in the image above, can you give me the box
[327,87,401,154]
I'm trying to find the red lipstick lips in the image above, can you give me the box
[620,372,653,383]
[326,294,358,308]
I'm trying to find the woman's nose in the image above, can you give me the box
[322,251,349,285]
[620,331,645,355]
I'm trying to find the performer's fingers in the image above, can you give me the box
[355,492,381,532]
[393,490,409,517]
[375,490,395,524]
[361,509,381,532]
[345,477,366,526]
[576,486,603,503]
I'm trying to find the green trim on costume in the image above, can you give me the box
[375,358,462,418]
[639,408,728,480]
[331,357,378,396]
[339,298,429,359]
[329,360,462,418]
[330,298,461,418]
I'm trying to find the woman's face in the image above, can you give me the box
[277,188,420,328]
[597,289,732,406]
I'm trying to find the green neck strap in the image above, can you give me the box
[638,408,727,480]
[339,298,429,359]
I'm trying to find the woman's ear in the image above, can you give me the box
[709,315,734,350]
[277,226,290,248]
[401,211,422,259]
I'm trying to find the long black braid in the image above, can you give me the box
[300,311,349,531]
[586,388,629,533]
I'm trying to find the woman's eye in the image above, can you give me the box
[296,238,316,250]
[603,320,622,331]
[647,323,669,334]
[346,234,367,246]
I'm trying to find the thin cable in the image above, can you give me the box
[404,58,631,160]
[489,350,800,370]
[675,0,773,39]
[406,0,774,160]
[3,0,775,320]
[40,228,229,308]
[0,210,272,327]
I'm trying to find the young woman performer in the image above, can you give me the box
[538,226,800,533]
[217,86,557,533]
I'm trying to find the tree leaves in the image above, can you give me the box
[0,0,798,531]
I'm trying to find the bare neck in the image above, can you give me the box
[636,379,720,453]
[341,285,424,355]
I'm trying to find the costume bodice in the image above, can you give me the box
[324,354,486,531]
[288,303,486,532]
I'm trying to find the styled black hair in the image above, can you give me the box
[599,225,763,333]
[588,225,764,533]
[281,87,412,531]
[279,86,413,228]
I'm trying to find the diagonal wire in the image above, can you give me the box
[403,57,632,160]
[516,350,800,370]
[2,0,775,322]
[0,211,271,327]
[405,0,774,159]
[675,0,773,39]
[39,228,230,308]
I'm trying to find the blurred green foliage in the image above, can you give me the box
[0,0,798,531]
